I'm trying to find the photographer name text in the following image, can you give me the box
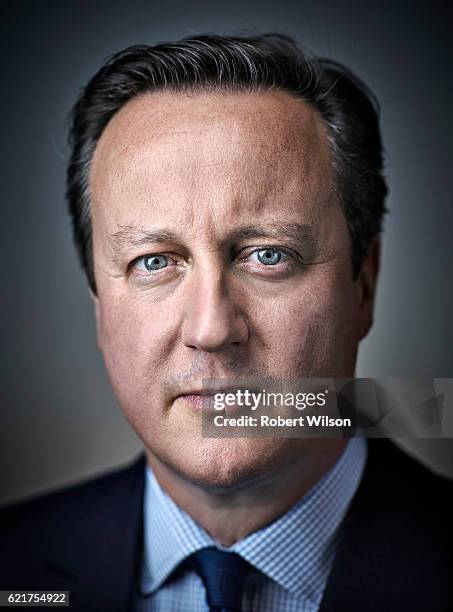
[213,414,352,428]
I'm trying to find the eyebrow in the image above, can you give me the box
[110,226,180,264]
[109,221,318,263]
[227,222,314,244]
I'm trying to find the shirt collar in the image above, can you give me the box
[141,437,367,604]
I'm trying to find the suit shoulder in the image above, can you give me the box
[365,438,453,519]
[0,454,145,543]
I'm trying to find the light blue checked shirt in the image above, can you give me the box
[135,437,367,612]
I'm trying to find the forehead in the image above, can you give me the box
[90,89,335,231]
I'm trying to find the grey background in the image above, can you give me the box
[1,0,452,505]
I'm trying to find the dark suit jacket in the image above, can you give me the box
[1,440,452,612]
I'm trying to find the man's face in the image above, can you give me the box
[90,90,375,489]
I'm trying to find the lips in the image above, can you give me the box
[177,393,219,410]
[175,387,247,412]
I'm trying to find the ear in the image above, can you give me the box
[357,236,381,341]
[88,288,102,350]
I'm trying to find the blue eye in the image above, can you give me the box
[256,248,286,265]
[143,254,168,270]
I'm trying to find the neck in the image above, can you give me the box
[146,439,347,547]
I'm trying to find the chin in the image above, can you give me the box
[166,437,296,493]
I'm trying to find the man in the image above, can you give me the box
[1,34,452,612]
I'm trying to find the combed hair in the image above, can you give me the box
[66,33,388,293]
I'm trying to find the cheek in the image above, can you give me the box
[96,294,172,406]
[254,275,360,377]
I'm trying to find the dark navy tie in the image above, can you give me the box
[186,546,250,612]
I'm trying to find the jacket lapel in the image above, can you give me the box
[319,439,453,612]
[45,454,146,612]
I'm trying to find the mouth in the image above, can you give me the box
[174,387,253,412]
[176,393,219,411]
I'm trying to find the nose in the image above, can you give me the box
[181,268,249,352]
